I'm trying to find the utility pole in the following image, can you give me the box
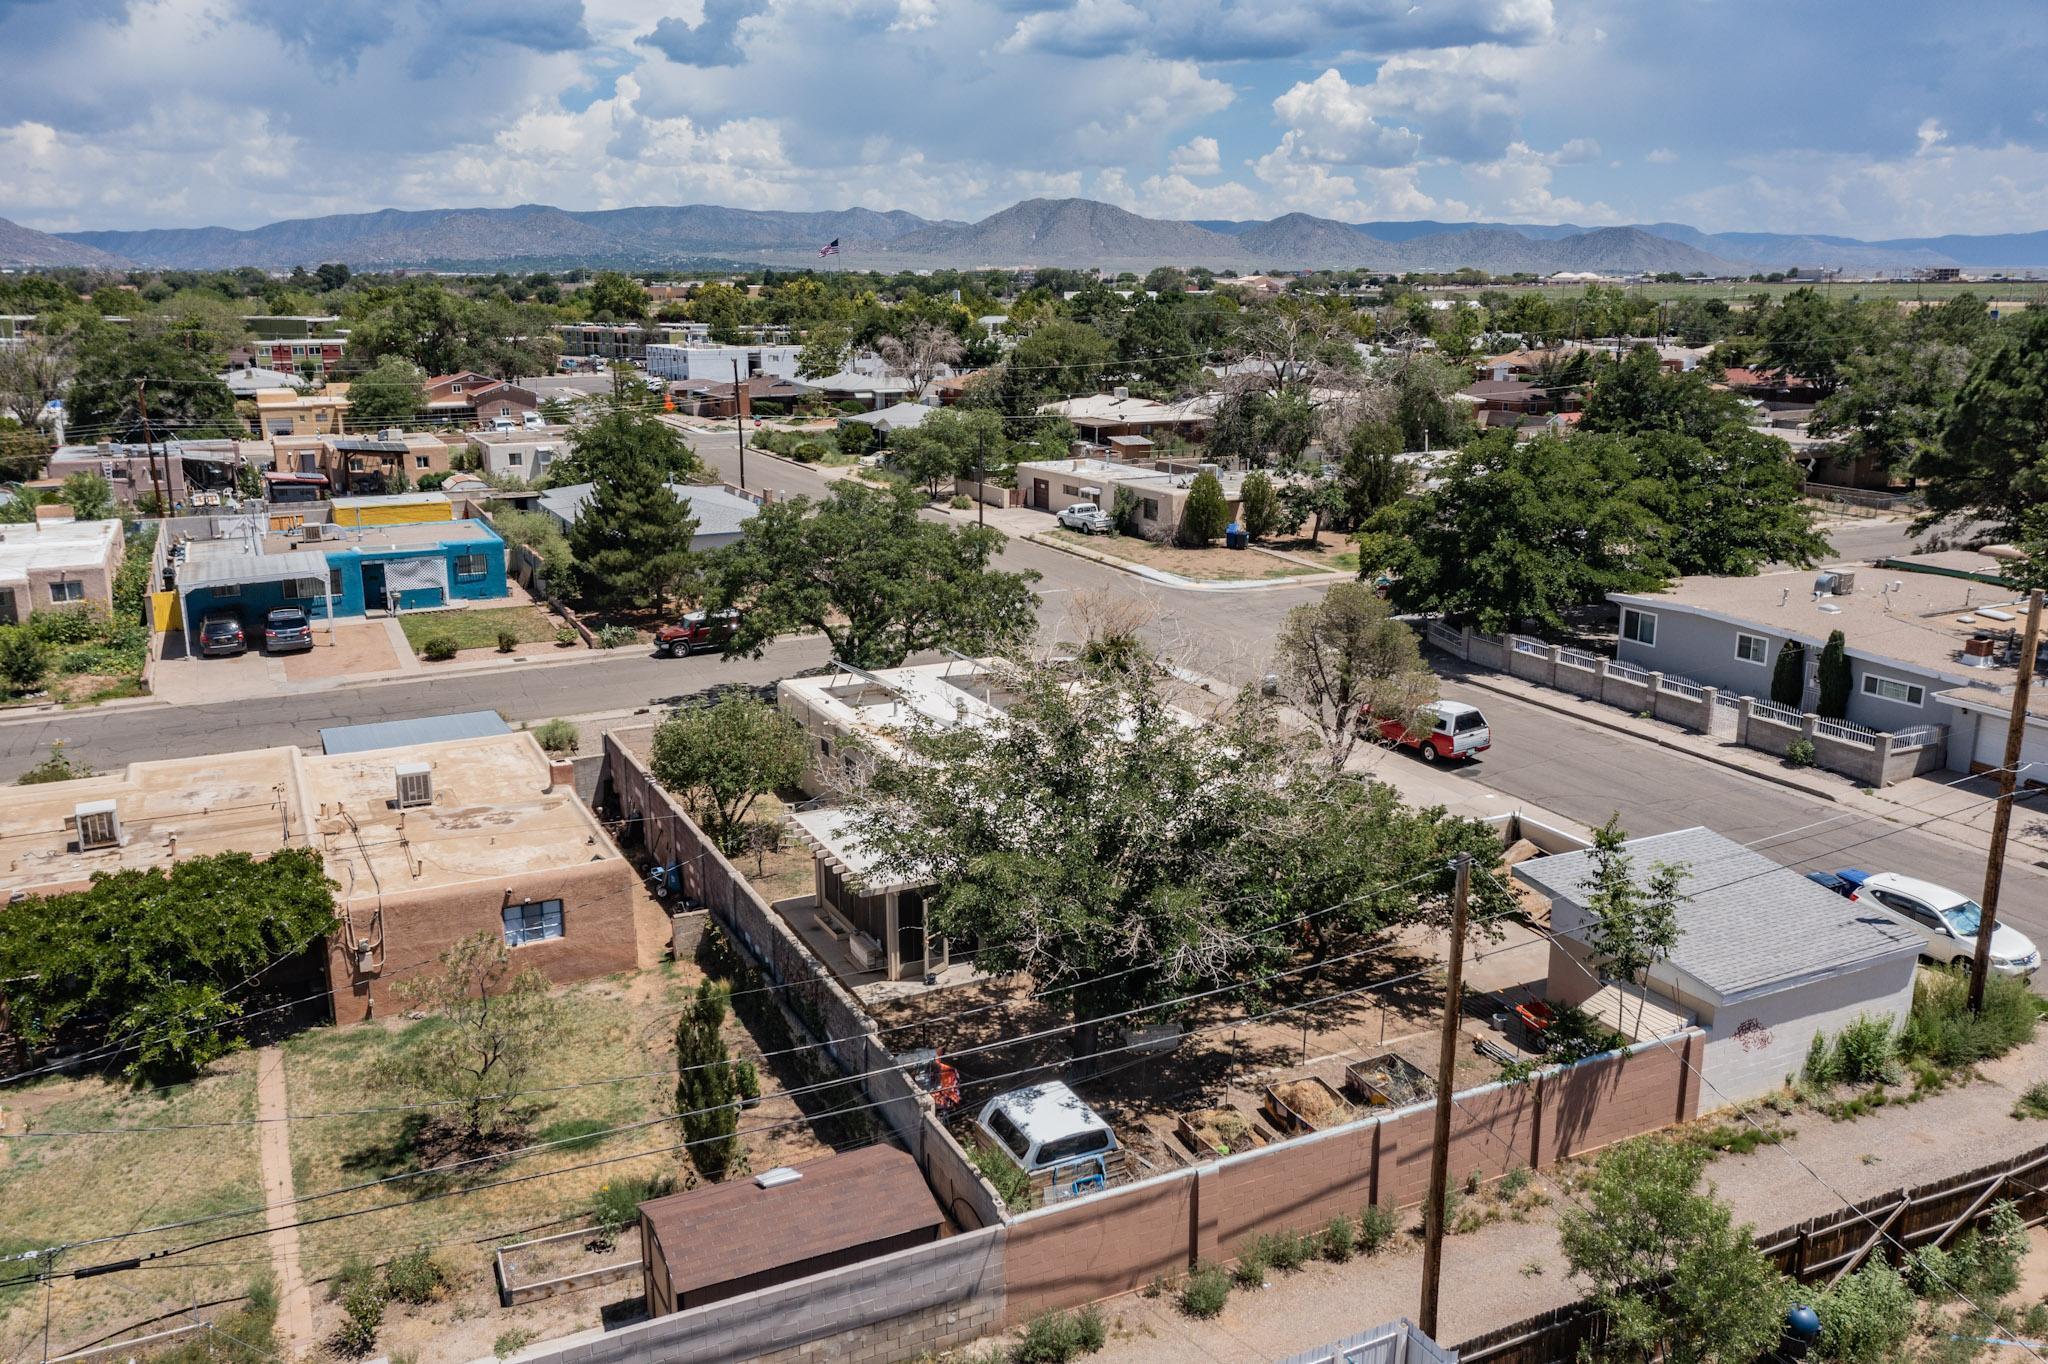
[1418,851,1471,1341]
[1971,588,2042,1011]
[135,380,165,514]
[730,358,748,491]
[975,430,986,529]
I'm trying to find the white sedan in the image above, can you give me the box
[1850,872,2040,977]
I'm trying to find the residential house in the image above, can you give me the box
[1456,378,1575,429]
[1011,454,1259,538]
[645,343,803,383]
[254,384,350,438]
[422,374,539,428]
[220,366,304,398]
[310,432,461,493]
[537,480,759,551]
[0,725,642,1027]
[46,439,266,507]
[1513,826,1921,1102]
[669,375,812,419]
[465,426,572,481]
[0,515,124,626]
[841,401,935,435]
[1036,390,1216,445]
[805,370,914,410]
[1609,551,2046,775]
[554,322,667,364]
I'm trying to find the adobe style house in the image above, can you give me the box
[0,515,124,626]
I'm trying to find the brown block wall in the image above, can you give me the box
[1538,1032,1699,1165]
[1202,1123,1378,1258]
[1003,1172,1198,1322]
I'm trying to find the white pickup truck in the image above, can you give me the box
[1055,502,1114,535]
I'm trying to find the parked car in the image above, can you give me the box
[490,416,516,432]
[1847,871,2040,977]
[262,606,314,654]
[654,609,740,657]
[198,611,246,657]
[1055,502,1114,535]
[977,1081,1119,1180]
[1369,699,1492,762]
[1804,868,1867,898]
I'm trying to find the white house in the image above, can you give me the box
[1513,826,1922,1104]
[537,481,759,552]
[645,344,803,383]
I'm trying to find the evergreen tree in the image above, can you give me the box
[1179,469,1230,546]
[1771,639,1808,708]
[674,981,743,1181]
[1816,630,1852,719]
[1237,471,1282,541]
[564,403,700,613]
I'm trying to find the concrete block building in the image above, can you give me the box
[0,516,124,626]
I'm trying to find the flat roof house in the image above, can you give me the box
[645,343,803,383]
[1609,552,2044,776]
[1036,391,1216,444]
[0,728,642,1026]
[465,427,572,481]
[254,385,350,438]
[1011,455,1256,539]
[538,480,759,552]
[0,516,124,625]
[1514,826,1921,1103]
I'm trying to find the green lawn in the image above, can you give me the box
[399,606,564,654]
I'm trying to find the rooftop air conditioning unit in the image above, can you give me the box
[395,762,433,809]
[1813,570,1856,597]
[74,800,122,851]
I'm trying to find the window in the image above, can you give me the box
[1062,484,1079,497]
[1142,497,1159,520]
[211,583,241,600]
[453,553,487,582]
[507,451,523,466]
[48,580,84,604]
[502,899,563,946]
[327,567,345,597]
[1620,607,1657,647]
[1870,889,1941,931]
[415,455,431,469]
[1038,1129,1112,1165]
[985,1108,1031,1160]
[1735,633,1768,665]
[1861,674,1925,707]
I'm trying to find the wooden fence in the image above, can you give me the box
[1457,1141,2048,1364]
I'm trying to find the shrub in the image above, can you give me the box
[0,627,49,693]
[1907,1202,2026,1303]
[1812,1260,1916,1364]
[335,1279,385,1356]
[419,633,459,661]
[1830,1015,1901,1086]
[1785,737,1817,768]
[532,718,579,754]
[329,1256,379,1303]
[972,1141,1034,1212]
[1177,1263,1230,1319]
[1013,1305,1107,1363]
[1500,1164,1532,1197]
[596,623,637,649]
[1901,965,2038,1067]
[1320,1215,1356,1262]
[383,1248,447,1305]
[2014,1080,2048,1121]
[1255,1228,1313,1273]
[494,1327,539,1359]
[1229,1245,1268,1288]
[496,629,519,653]
[591,1173,675,1249]
[1801,1031,1839,1088]
[1357,1203,1396,1255]
[26,604,102,646]
[16,741,90,785]
[1177,469,1229,546]
[950,495,973,510]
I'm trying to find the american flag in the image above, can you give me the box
[819,238,840,257]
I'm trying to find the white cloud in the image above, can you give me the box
[1270,70,1423,166]
[1002,0,1148,56]
[1681,138,2048,237]
[1169,135,1222,176]
[889,0,940,32]
[1458,140,1615,221]
[1646,147,1678,164]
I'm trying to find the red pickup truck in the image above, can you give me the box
[654,609,740,657]
[1370,700,1492,762]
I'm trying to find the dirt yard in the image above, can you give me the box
[1041,530,1330,582]
[281,621,401,681]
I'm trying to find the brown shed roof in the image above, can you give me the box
[641,1145,940,1300]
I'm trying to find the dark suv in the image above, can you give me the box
[198,612,246,657]
[263,607,314,653]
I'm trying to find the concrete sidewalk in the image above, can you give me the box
[1441,657,2048,867]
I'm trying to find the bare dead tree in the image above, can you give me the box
[875,321,963,399]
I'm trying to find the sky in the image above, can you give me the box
[2,0,2046,239]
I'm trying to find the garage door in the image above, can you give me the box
[1971,708,2048,784]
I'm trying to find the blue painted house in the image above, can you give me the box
[177,519,509,634]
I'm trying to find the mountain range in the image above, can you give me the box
[10,197,2048,275]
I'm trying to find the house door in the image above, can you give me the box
[362,562,389,610]
[1033,478,1049,510]
[0,590,16,625]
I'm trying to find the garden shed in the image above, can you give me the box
[1513,826,1923,1103]
[639,1145,944,1317]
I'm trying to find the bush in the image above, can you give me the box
[383,1248,447,1306]
[0,627,49,693]
[1013,1305,1107,1363]
[419,633,459,661]
[494,1327,538,1359]
[1830,1015,1901,1086]
[950,494,973,510]
[1907,1201,2026,1303]
[555,625,578,646]
[15,741,89,785]
[1177,469,1229,546]
[532,718,579,754]
[1801,1031,1839,1088]
[2014,1080,2048,1121]
[1320,1215,1356,1262]
[26,604,103,646]
[335,1279,385,1356]
[1357,1203,1396,1255]
[1229,1244,1268,1288]
[1255,1228,1313,1273]
[972,1141,1034,1212]
[1177,1263,1230,1319]
[596,623,637,649]
[496,629,519,653]
[591,1173,676,1248]
[1785,737,1817,768]
[1901,965,2039,1067]
[1812,1260,1916,1364]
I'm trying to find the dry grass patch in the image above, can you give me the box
[1042,530,1326,581]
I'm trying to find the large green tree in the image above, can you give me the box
[584,271,649,323]
[1632,428,1831,576]
[69,326,240,442]
[888,406,1004,498]
[649,693,806,851]
[1915,308,2048,535]
[1580,347,1749,441]
[345,355,428,430]
[564,405,702,612]
[708,480,1039,668]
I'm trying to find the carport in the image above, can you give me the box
[177,548,335,655]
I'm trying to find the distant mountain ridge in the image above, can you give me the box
[25,197,2048,273]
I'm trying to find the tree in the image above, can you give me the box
[57,471,114,520]
[1916,309,2048,536]
[1178,469,1229,546]
[373,932,562,1144]
[1357,432,1668,634]
[797,321,851,380]
[0,323,80,431]
[844,657,1504,1041]
[1771,639,1807,708]
[648,693,806,850]
[1236,471,1282,541]
[1758,287,1875,395]
[876,320,963,398]
[708,480,1039,669]
[68,328,240,442]
[562,403,703,612]
[991,320,1112,413]
[1580,347,1749,441]
[1578,817,1685,1037]
[1632,428,1831,576]
[345,356,427,430]
[888,406,1003,499]
[1560,1138,1790,1364]
[1335,420,1410,529]
[0,848,336,1080]
[1273,583,1437,768]
[1816,630,1852,719]
[0,625,50,694]
[674,981,745,1180]
[1280,475,1348,547]
[585,271,649,323]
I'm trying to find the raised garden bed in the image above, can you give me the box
[1344,1053,1432,1108]
[1175,1106,1271,1159]
[1260,1077,1353,1136]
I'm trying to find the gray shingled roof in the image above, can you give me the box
[1512,826,1920,1001]
[538,481,758,538]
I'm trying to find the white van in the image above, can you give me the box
[976,1081,1118,1178]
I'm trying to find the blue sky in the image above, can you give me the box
[2,0,2044,238]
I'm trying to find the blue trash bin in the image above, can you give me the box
[1225,522,1247,549]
